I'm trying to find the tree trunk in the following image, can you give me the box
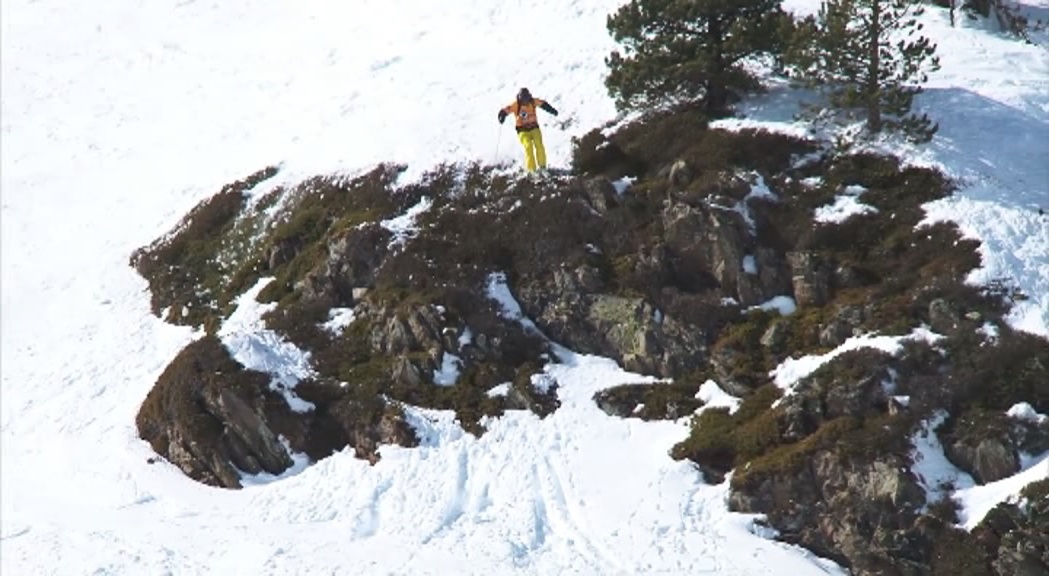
[866,0,883,134]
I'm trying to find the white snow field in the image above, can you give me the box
[2,0,1046,574]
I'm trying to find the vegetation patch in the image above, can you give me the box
[592,371,713,421]
[130,166,279,329]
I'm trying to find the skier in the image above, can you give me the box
[498,87,559,173]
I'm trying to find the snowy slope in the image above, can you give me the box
[2,0,1046,575]
[721,1,1049,337]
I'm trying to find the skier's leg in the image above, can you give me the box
[518,130,538,172]
[533,129,547,169]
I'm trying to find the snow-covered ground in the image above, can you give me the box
[2,0,1046,574]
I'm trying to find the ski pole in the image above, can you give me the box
[494,124,502,166]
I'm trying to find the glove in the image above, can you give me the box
[498,110,508,124]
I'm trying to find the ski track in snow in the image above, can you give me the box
[1,0,1045,574]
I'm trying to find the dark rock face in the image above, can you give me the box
[928,298,963,335]
[972,483,1049,576]
[136,336,417,489]
[819,304,865,347]
[326,224,391,303]
[940,410,1026,485]
[580,177,619,214]
[592,381,704,421]
[945,439,1019,485]
[730,448,929,575]
[779,349,893,441]
[661,200,791,305]
[296,224,392,306]
[516,279,708,378]
[788,251,832,307]
[728,351,934,573]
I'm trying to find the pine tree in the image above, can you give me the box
[604,0,785,115]
[787,0,941,142]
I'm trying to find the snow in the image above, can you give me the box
[749,295,798,316]
[218,278,316,413]
[977,321,1000,344]
[1,0,1045,573]
[911,410,1049,530]
[813,185,878,223]
[956,455,1049,530]
[1007,402,1049,425]
[742,255,758,275]
[910,412,976,508]
[433,352,463,387]
[381,196,433,248]
[771,328,943,397]
[611,176,635,195]
[322,307,357,335]
[530,373,557,395]
[696,380,742,415]
[486,383,511,398]
[729,172,778,233]
[715,6,1049,337]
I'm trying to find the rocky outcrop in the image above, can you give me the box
[778,349,893,442]
[516,272,708,378]
[788,251,832,307]
[137,335,417,489]
[730,444,929,575]
[661,200,791,305]
[946,439,1019,485]
[296,223,392,306]
[593,381,703,421]
[972,480,1049,576]
[940,410,1025,485]
[819,304,865,347]
[579,177,619,214]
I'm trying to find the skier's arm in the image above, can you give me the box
[539,100,558,116]
[498,103,516,124]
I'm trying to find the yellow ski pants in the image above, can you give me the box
[517,128,547,172]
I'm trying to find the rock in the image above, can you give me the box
[787,251,832,307]
[833,264,864,289]
[749,246,793,306]
[327,223,391,298]
[297,266,338,304]
[941,410,1023,485]
[199,385,294,475]
[661,200,790,304]
[587,295,707,378]
[929,298,963,334]
[778,349,892,441]
[730,439,928,576]
[136,336,300,489]
[973,489,1049,576]
[581,177,619,213]
[668,159,693,188]
[819,304,865,347]
[945,438,1020,485]
[593,388,639,418]
[329,398,419,464]
[593,382,703,421]
[391,355,425,388]
[515,273,708,379]
[267,238,299,270]
[760,319,790,351]
[553,265,604,295]
[370,304,444,357]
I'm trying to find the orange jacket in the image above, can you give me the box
[499,98,558,132]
